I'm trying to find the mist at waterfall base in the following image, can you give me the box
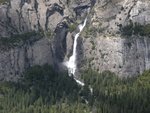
[63,18,87,86]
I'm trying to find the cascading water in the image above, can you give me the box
[65,18,87,78]
[63,9,93,103]
[63,17,93,102]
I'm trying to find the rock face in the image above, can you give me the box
[80,0,150,77]
[0,0,93,37]
[0,38,53,81]
[82,36,150,77]
[0,0,92,80]
[0,0,150,80]
[0,0,64,37]
[91,0,150,34]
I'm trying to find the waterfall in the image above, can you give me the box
[65,18,87,77]
[63,16,93,93]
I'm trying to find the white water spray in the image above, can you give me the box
[65,18,87,77]
[63,17,93,99]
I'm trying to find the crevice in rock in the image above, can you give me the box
[45,3,64,30]
[125,0,138,22]
[73,5,90,17]
[34,0,40,30]
[34,0,38,13]
[17,48,21,76]
[24,44,30,70]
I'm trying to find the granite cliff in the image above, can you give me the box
[81,0,150,77]
[0,0,150,80]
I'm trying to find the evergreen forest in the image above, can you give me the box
[0,64,150,113]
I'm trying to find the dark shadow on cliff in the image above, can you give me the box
[52,22,68,63]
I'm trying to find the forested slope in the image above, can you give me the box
[0,65,150,113]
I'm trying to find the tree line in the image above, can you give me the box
[0,65,150,113]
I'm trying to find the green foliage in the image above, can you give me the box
[141,24,150,36]
[45,29,53,39]
[0,64,83,113]
[84,27,97,38]
[82,24,104,38]
[0,31,44,49]
[23,64,80,102]
[0,0,8,4]
[121,21,133,36]
[121,21,150,36]
[68,23,77,32]
[1,65,150,113]
[82,69,150,113]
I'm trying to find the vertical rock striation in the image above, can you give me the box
[81,0,150,77]
[0,0,150,80]
[0,38,53,81]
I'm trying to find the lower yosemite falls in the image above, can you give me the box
[64,17,87,83]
